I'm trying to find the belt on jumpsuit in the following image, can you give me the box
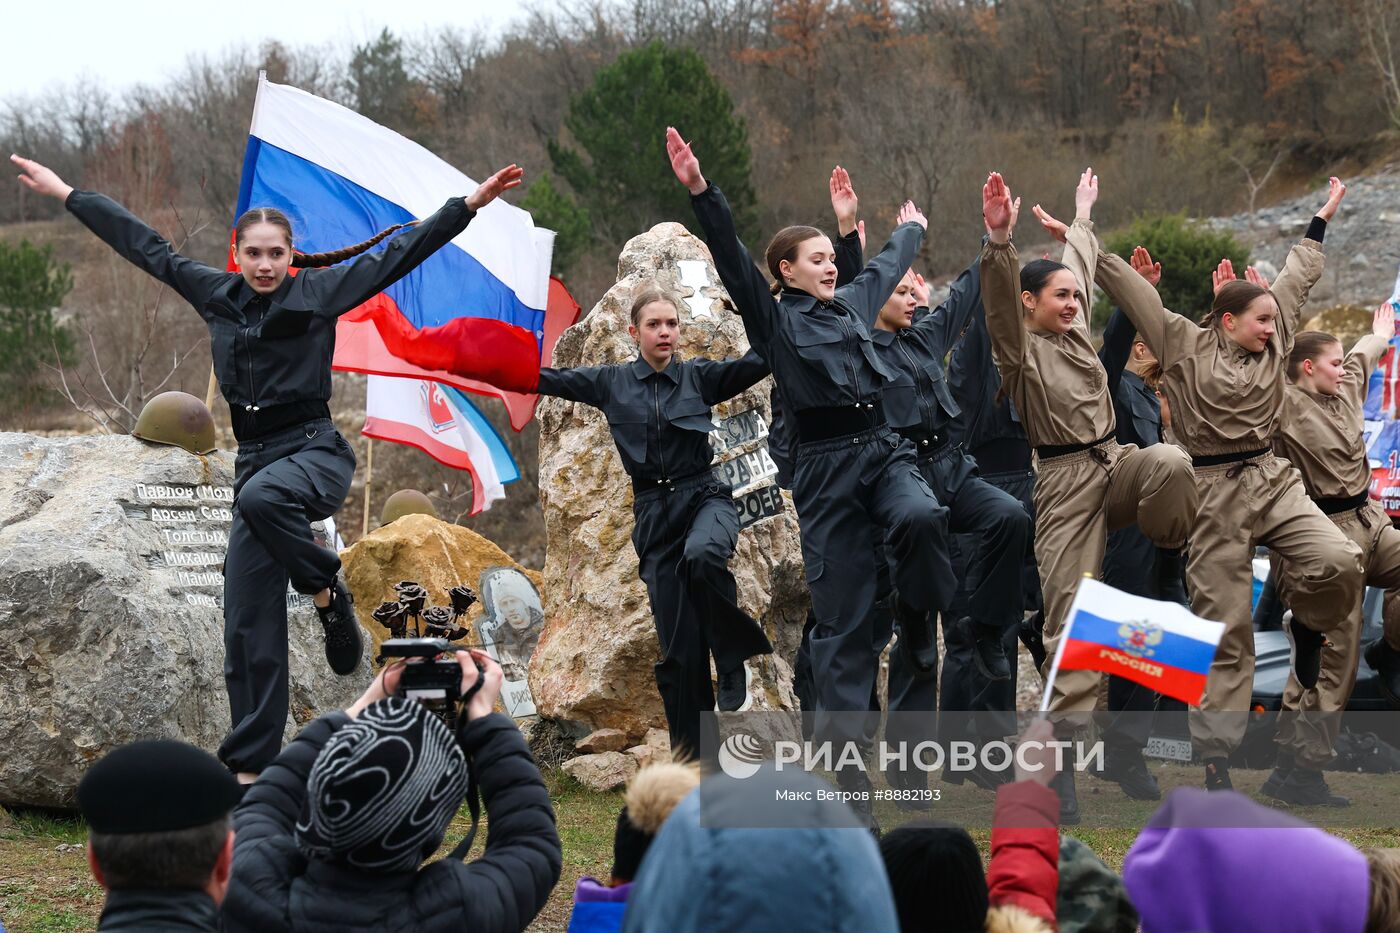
[631,469,714,495]
[1034,431,1115,461]
[794,401,887,444]
[1312,490,1369,515]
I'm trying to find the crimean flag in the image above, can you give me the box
[363,375,520,515]
[1048,578,1225,706]
[231,73,576,429]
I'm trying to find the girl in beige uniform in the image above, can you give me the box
[1093,178,1365,791]
[979,171,1198,818]
[1260,305,1397,807]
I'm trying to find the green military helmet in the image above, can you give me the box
[381,489,440,526]
[132,391,217,456]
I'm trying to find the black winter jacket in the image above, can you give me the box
[96,889,220,931]
[65,190,476,443]
[222,712,562,933]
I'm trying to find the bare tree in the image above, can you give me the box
[1354,0,1400,129]
[1228,145,1287,218]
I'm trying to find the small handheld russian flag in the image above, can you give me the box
[1042,578,1226,708]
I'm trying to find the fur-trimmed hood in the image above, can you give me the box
[985,903,1054,933]
[624,762,701,834]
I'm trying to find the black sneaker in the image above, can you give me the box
[1290,616,1326,690]
[1272,767,1350,807]
[1365,640,1400,709]
[1018,611,1047,672]
[964,618,1011,682]
[1204,756,1233,792]
[1100,745,1161,801]
[317,577,362,676]
[716,662,753,713]
[1050,767,1081,826]
[1261,752,1295,799]
[895,602,937,674]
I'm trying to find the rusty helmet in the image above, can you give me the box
[381,489,439,525]
[132,391,217,456]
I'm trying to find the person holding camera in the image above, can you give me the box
[221,649,563,933]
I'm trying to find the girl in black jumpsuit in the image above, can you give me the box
[443,287,774,757]
[666,130,955,776]
[12,154,523,779]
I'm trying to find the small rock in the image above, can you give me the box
[575,728,629,754]
[644,728,671,756]
[562,751,638,792]
[626,744,656,769]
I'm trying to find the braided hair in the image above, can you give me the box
[233,207,419,268]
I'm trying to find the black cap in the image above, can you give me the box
[77,740,242,834]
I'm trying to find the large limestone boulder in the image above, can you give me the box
[0,433,366,809]
[532,222,809,742]
[340,511,541,659]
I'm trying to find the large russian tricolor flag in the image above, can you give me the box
[1048,579,1225,707]
[233,73,576,429]
[363,375,520,515]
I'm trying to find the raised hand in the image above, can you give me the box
[465,164,524,211]
[1075,166,1099,220]
[1031,204,1067,244]
[1211,258,1237,295]
[829,165,859,236]
[666,126,706,195]
[983,172,1016,244]
[857,219,866,252]
[1317,176,1347,222]
[1130,246,1162,286]
[1376,303,1397,342]
[1012,719,1059,787]
[10,154,73,201]
[896,200,928,231]
[911,271,929,307]
[1245,266,1271,289]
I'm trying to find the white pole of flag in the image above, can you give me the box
[1038,572,1094,714]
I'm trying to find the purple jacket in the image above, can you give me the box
[567,878,631,933]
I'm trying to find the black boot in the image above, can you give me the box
[895,601,938,675]
[1290,616,1326,690]
[1273,766,1350,807]
[716,661,753,712]
[1261,751,1295,799]
[1050,766,1081,825]
[887,763,933,813]
[964,754,1014,792]
[1204,756,1233,791]
[1153,547,1189,606]
[317,576,362,676]
[1365,639,1400,709]
[962,617,1011,682]
[836,766,880,835]
[1018,611,1047,672]
[1101,743,1161,801]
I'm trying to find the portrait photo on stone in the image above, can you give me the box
[475,566,545,719]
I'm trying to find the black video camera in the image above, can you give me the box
[378,637,485,723]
